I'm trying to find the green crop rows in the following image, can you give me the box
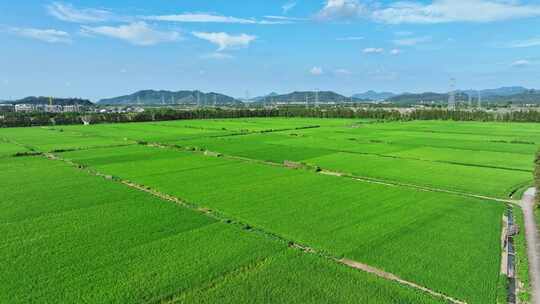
[2,118,538,303]
[0,156,444,304]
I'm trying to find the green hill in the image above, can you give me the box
[98,90,242,106]
[2,96,93,106]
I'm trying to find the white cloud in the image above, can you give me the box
[258,16,305,24]
[363,47,384,54]
[508,37,540,48]
[372,0,540,24]
[144,13,256,24]
[47,2,112,23]
[393,36,431,46]
[310,66,324,75]
[5,27,71,43]
[317,0,366,20]
[334,68,351,75]
[81,22,180,46]
[192,32,256,51]
[317,0,540,23]
[336,36,364,41]
[282,1,297,14]
[201,52,234,60]
[511,59,531,67]
[395,31,413,36]
[145,13,298,25]
[390,49,401,55]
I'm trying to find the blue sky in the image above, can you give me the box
[1,0,540,101]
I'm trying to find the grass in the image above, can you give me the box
[307,151,530,198]
[172,250,444,304]
[513,206,532,303]
[2,118,537,303]
[61,144,505,304]
[0,139,28,158]
[0,156,445,304]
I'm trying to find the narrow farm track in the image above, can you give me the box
[521,188,540,304]
[42,152,467,304]
[337,172,517,205]
[340,259,466,304]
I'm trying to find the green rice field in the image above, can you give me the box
[1,118,538,303]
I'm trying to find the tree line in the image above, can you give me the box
[3,107,540,128]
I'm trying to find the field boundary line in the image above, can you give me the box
[42,152,469,304]
[331,171,518,205]
[339,259,467,304]
[291,131,533,173]
[316,145,533,174]
[138,142,519,205]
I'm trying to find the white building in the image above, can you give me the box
[62,105,80,112]
[15,104,37,112]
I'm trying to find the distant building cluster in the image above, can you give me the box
[0,104,86,113]
[97,106,145,114]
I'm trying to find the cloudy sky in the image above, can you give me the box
[1,0,540,101]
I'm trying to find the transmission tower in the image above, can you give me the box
[448,78,456,110]
[315,89,320,108]
[478,91,482,109]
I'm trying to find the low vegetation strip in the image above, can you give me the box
[59,144,504,304]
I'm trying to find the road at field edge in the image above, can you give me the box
[521,188,540,304]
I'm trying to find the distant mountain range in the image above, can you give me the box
[353,91,396,101]
[461,86,528,98]
[252,92,279,102]
[362,86,540,105]
[3,86,539,107]
[98,90,242,105]
[386,92,470,104]
[252,91,368,104]
[0,96,93,106]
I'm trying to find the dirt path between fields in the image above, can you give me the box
[340,259,466,304]
[321,169,517,205]
[520,188,540,304]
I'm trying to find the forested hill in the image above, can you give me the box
[353,91,396,101]
[482,90,540,104]
[386,92,469,104]
[1,96,93,106]
[98,90,242,105]
[254,91,368,104]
